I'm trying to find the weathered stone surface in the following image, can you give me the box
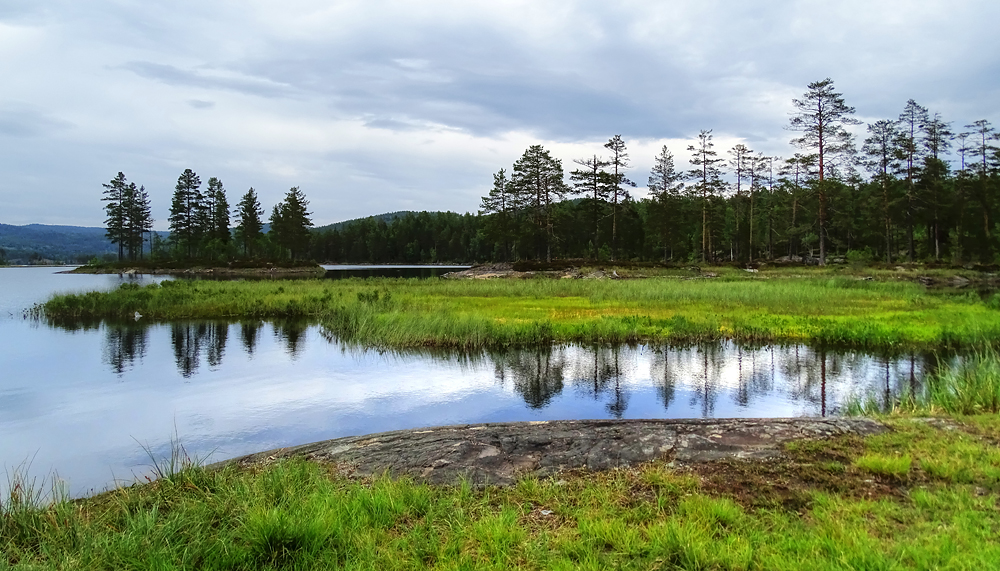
[215,418,886,486]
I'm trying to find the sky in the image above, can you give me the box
[2,0,998,229]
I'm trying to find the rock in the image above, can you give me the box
[216,418,887,487]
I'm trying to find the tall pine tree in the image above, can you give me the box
[647,145,683,262]
[788,78,860,265]
[687,130,725,262]
[510,145,567,262]
[270,187,313,260]
[234,187,264,257]
[168,169,205,258]
[102,172,128,261]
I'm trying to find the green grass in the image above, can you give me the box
[849,348,1000,416]
[42,273,1000,350]
[4,415,1000,570]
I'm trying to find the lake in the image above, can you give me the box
[1,266,937,498]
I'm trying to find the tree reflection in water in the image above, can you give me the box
[96,321,943,416]
[272,320,308,358]
[239,321,262,356]
[103,323,149,376]
[568,345,633,418]
[490,346,566,409]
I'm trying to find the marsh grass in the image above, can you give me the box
[4,415,1000,570]
[848,348,1000,416]
[43,274,1000,351]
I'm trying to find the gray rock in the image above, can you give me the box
[215,418,887,486]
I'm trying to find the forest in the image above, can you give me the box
[103,79,1000,267]
[314,80,1000,267]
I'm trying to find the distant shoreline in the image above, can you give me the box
[64,264,327,277]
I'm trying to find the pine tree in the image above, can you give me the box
[687,130,725,262]
[168,169,205,258]
[124,183,153,260]
[920,112,953,261]
[205,177,231,246]
[647,145,684,262]
[480,168,518,262]
[788,78,860,265]
[604,135,635,261]
[778,154,816,258]
[270,187,313,260]
[569,155,611,259]
[728,144,752,260]
[234,187,264,257]
[966,120,997,257]
[896,99,929,261]
[862,119,902,262]
[748,152,769,262]
[102,172,129,261]
[510,145,567,262]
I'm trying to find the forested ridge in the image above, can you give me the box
[87,78,999,267]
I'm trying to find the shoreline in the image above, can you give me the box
[63,264,327,277]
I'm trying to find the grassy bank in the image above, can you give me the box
[3,415,999,569]
[42,272,1000,350]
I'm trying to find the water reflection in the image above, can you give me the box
[95,322,941,414]
[272,320,308,357]
[240,321,263,355]
[491,347,566,409]
[103,324,149,375]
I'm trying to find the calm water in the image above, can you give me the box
[1,267,937,498]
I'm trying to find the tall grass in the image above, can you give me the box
[848,348,1000,416]
[42,276,1000,350]
[5,421,1000,571]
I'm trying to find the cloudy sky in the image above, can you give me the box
[2,0,998,228]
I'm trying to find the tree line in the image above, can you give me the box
[473,79,1000,266]
[314,78,998,266]
[105,78,999,266]
[101,169,314,262]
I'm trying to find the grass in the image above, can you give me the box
[848,348,1000,416]
[42,272,1000,350]
[3,415,1000,570]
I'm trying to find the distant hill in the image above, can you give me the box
[0,223,117,264]
[313,211,419,233]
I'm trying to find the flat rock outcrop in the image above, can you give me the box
[219,418,886,486]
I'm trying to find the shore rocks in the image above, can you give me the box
[218,418,887,486]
